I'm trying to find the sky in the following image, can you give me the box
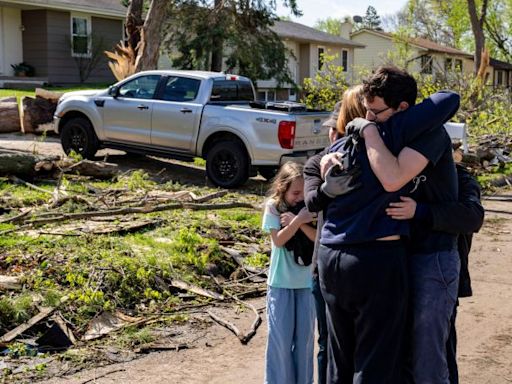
[275,0,409,28]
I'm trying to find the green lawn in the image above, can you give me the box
[0,83,112,101]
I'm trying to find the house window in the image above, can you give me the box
[496,70,505,86]
[318,47,325,70]
[257,90,276,102]
[421,55,433,74]
[342,50,348,72]
[71,14,91,57]
[455,59,463,72]
[445,58,453,71]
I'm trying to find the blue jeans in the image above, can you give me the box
[312,276,328,384]
[265,286,315,384]
[407,250,460,384]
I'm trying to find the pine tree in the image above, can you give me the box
[363,6,382,30]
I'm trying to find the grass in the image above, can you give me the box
[0,83,112,101]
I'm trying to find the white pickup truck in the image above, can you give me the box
[54,70,330,188]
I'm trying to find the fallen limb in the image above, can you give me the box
[15,201,257,227]
[170,278,224,301]
[0,275,22,290]
[0,306,55,343]
[220,246,266,276]
[0,208,32,224]
[9,175,53,195]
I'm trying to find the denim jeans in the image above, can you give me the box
[312,275,328,384]
[265,286,315,384]
[407,250,460,384]
[447,303,459,384]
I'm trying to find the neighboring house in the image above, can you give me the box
[350,28,474,77]
[260,20,364,101]
[350,27,512,88]
[489,58,512,88]
[0,0,125,86]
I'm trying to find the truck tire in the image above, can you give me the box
[206,140,249,188]
[258,166,278,181]
[61,117,98,160]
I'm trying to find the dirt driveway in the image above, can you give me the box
[2,134,512,383]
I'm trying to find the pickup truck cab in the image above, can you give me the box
[54,70,330,188]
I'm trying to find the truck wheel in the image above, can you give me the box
[206,140,249,188]
[61,117,98,160]
[258,166,278,181]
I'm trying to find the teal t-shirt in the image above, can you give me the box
[262,199,312,289]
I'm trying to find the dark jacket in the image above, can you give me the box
[415,164,484,297]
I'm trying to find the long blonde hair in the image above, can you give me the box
[266,161,304,213]
[337,85,366,136]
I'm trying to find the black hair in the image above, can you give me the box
[363,66,417,109]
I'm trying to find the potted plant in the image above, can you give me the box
[10,62,35,77]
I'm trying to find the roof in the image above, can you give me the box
[351,29,473,58]
[1,0,126,18]
[271,20,365,48]
[489,58,512,70]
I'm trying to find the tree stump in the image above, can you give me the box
[0,97,21,133]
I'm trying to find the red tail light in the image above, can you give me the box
[278,121,296,149]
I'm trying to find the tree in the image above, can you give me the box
[166,0,301,84]
[467,0,489,73]
[314,17,344,36]
[362,6,382,30]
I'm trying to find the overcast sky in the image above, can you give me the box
[276,0,409,28]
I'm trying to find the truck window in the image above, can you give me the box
[211,80,254,101]
[162,76,201,102]
[118,75,160,99]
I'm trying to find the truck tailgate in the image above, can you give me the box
[293,114,331,150]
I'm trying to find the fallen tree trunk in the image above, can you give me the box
[0,97,21,133]
[20,95,57,134]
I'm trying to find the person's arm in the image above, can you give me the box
[386,166,484,234]
[299,223,317,242]
[271,207,315,247]
[361,91,460,192]
[304,151,332,212]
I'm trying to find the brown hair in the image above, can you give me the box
[337,85,366,136]
[362,66,417,109]
[266,161,304,213]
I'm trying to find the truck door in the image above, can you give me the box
[150,76,202,153]
[102,74,161,145]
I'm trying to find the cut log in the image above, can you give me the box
[35,88,64,103]
[20,95,58,134]
[0,151,37,176]
[0,98,21,133]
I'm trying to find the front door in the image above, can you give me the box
[102,74,161,145]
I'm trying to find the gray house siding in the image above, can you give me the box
[22,10,49,77]
[21,9,121,84]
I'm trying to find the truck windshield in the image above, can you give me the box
[211,80,254,101]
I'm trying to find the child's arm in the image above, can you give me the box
[299,223,317,242]
[271,208,314,247]
[304,150,332,212]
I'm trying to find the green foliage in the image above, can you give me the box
[244,252,269,268]
[301,53,350,110]
[314,17,344,35]
[193,157,206,167]
[0,294,34,331]
[165,0,297,85]
[116,170,155,191]
[362,6,382,30]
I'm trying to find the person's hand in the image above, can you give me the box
[320,153,343,179]
[386,196,417,220]
[280,211,295,227]
[345,117,377,140]
[296,207,315,225]
[320,164,363,198]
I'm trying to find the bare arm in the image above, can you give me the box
[299,223,317,242]
[363,125,429,192]
[271,208,314,247]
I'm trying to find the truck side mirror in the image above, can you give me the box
[108,86,119,98]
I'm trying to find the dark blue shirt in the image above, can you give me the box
[320,91,460,246]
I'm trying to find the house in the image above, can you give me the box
[0,0,125,86]
[350,28,475,77]
[259,20,365,101]
[489,58,512,88]
[350,27,512,88]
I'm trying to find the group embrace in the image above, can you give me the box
[261,66,484,384]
